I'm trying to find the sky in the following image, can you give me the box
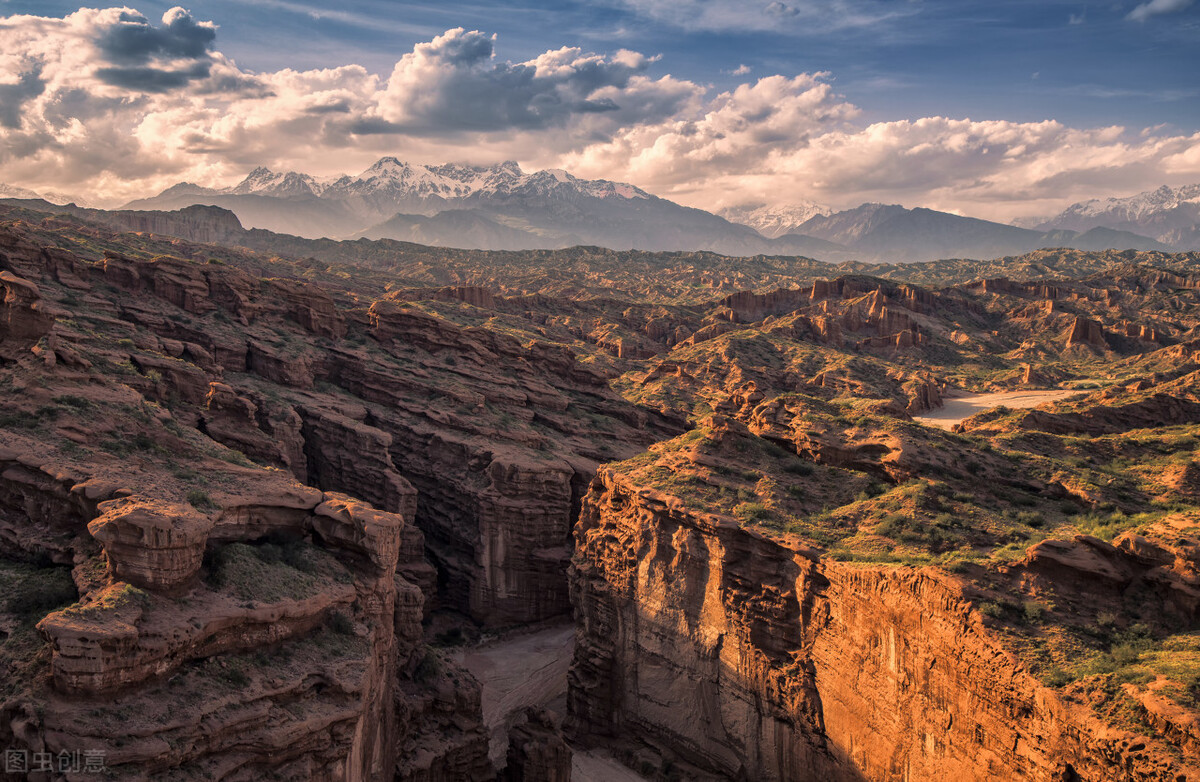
[0,1,1197,222]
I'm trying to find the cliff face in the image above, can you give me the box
[0,227,517,780]
[0,223,670,628]
[569,465,1199,781]
[0,439,491,781]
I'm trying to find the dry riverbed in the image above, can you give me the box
[449,622,649,781]
[913,388,1083,429]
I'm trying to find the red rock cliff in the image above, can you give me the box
[568,467,1198,781]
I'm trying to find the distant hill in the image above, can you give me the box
[795,203,1167,262]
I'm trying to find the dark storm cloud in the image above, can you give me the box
[0,68,45,129]
[97,8,216,65]
[94,8,217,91]
[95,61,213,93]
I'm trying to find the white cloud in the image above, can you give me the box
[0,7,1198,223]
[562,79,1200,222]
[0,10,702,203]
[1128,0,1195,21]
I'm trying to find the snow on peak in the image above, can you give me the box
[494,160,523,177]
[1060,183,1200,221]
[720,201,833,238]
[0,182,43,200]
[229,167,327,198]
[192,157,651,205]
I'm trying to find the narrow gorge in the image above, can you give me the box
[1,205,1199,781]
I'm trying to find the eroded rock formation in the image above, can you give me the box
[569,464,1199,781]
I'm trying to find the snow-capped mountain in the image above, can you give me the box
[720,202,832,239]
[0,183,88,206]
[1056,184,1200,222]
[176,159,654,209]
[0,183,43,200]
[122,159,777,253]
[116,159,1183,258]
[1035,184,1200,248]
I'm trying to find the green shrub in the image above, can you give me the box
[876,513,956,549]
[1110,643,1140,666]
[4,565,77,616]
[221,667,250,688]
[51,395,95,412]
[1016,511,1044,528]
[979,601,1004,619]
[783,460,814,476]
[1043,667,1073,687]
[186,490,216,510]
[736,502,771,523]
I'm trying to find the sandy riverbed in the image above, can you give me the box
[450,622,649,781]
[912,388,1082,429]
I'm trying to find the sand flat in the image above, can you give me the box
[913,389,1083,430]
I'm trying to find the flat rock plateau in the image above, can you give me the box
[1,201,1200,780]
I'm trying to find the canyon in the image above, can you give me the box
[1,203,1199,780]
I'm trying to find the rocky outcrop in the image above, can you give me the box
[0,421,478,781]
[503,708,572,782]
[91,204,247,245]
[86,498,212,593]
[568,466,1199,781]
[0,271,52,359]
[202,382,307,478]
[394,652,495,781]
[1065,316,1108,350]
[299,404,417,519]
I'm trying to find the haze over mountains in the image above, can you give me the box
[4,160,1197,263]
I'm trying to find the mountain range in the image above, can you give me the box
[4,162,1197,262]
[1032,183,1200,249]
[123,159,812,257]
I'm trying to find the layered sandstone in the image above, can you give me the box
[569,464,1199,781]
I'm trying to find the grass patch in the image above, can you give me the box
[207,541,338,603]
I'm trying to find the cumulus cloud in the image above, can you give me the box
[373,28,664,133]
[0,6,1198,222]
[93,7,218,91]
[96,8,216,64]
[1128,0,1195,21]
[0,9,701,202]
[562,77,1200,221]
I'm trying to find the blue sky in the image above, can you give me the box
[0,1,1197,219]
